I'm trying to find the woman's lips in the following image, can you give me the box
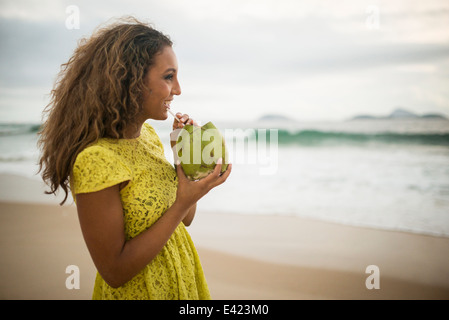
[164,100,172,109]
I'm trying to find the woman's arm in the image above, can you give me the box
[76,160,231,288]
[182,203,196,227]
[76,184,190,288]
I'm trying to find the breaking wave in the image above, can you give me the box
[257,129,449,146]
[0,123,41,136]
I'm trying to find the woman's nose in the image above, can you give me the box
[172,78,181,96]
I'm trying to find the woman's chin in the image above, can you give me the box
[150,112,169,121]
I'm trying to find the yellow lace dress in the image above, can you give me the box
[70,123,211,300]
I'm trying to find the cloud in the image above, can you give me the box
[0,18,76,87]
[0,0,448,122]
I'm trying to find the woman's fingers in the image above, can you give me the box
[177,158,231,188]
[174,113,190,127]
[175,159,232,208]
[175,161,188,181]
[172,112,199,130]
[214,163,232,187]
[200,159,232,188]
[200,159,222,182]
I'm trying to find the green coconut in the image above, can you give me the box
[175,121,228,180]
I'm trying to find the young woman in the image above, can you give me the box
[38,18,231,300]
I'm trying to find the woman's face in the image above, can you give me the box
[141,45,181,121]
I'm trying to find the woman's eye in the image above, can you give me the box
[164,74,174,81]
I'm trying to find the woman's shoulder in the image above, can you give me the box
[142,122,154,132]
[72,141,132,178]
[74,139,130,170]
[142,122,158,138]
[141,122,164,147]
[72,142,132,195]
[77,141,117,158]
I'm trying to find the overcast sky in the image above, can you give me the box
[1,0,448,123]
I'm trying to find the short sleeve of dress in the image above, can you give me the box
[71,145,132,195]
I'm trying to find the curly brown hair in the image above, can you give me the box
[38,17,173,205]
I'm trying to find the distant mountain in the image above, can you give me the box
[351,108,447,120]
[389,108,419,119]
[351,115,379,120]
[421,113,448,119]
[258,114,296,122]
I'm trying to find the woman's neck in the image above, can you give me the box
[123,121,143,139]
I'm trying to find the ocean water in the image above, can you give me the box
[1,119,449,237]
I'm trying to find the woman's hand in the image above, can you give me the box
[170,111,232,210]
[172,112,197,130]
[170,112,198,150]
[175,158,232,210]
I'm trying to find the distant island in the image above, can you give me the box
[257,108,448,123]
[351,108,448,120]
[258,114,297,122]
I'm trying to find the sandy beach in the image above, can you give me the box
[1,174,449,300]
